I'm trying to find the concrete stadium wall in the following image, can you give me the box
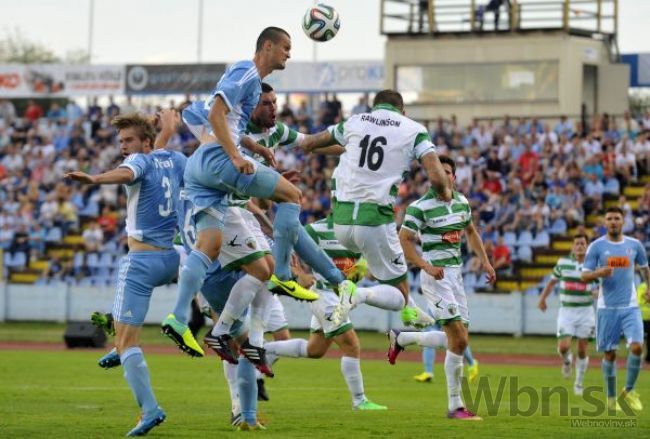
[385,32,629,122]
[0,282,562,336]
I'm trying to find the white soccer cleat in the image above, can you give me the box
[331,280,356,326]
[573,383,583,396]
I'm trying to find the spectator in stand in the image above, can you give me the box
[82,221,104,253]
[46,103,67,121]
[554,115,574,137]
[351,95,371,115]
[492,236,512,274]
[97,205,118,238]
[24,100,44,123]
[107,96,120,118]
[0,99,16,126]
[8,224,30,267]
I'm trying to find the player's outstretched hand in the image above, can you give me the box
[233,155,254,174]
[483,262,497,284]
[65,171,95,184]
[422,265,444,280]
[596,266,614,278]
[258,148,278,168]
[158,108,180,133]
[281,170,300,184]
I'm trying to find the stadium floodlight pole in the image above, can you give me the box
[197,0,204,63]
[87,0,94,63]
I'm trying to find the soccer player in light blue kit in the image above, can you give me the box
[163,27,355,360]
[67,111,187,436]
[582,206,650,412]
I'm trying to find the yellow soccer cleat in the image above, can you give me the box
[467,360,480,384]
[607,397,623,413]
[161,314,205,357]
[621,389,643,412]
[344,258,369,283]
[237,421,267,431]
[414,372,433,383]
[269,275,320,301]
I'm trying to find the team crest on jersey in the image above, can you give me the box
[447,304,458,316]
[245,237,257,250]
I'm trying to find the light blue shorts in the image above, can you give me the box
[184,144,281,230]
[112,250,180,326]
[596,306,644,352]
[201,266,247,338]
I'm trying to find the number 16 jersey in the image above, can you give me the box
[329,103,436,210]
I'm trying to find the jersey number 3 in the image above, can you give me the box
[358,135,386,171]
[159,176,173,217]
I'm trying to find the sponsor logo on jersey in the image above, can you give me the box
[607,256,630,268]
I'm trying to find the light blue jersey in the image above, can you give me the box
[119,149,187,249]
[583,235,649,309]
[182,60,261,147]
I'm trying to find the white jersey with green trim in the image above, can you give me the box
[401,188,472,267]
[552,256,595,307]
[304,217,361,287]
[227,121,304,208]
[329,104,436,207]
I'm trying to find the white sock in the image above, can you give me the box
[341,356,366,407]
[353,284,405,311]
[249,288,271,346]
[264,339,308,358]
[445,350,464,411]
[575,356,588,386]
[214,274,264,336]
[558,348,572,365]
[397,331,447,349]
[223,360,240,414]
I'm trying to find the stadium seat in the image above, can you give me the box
[549,218,567,235]
[503,231,517,248]
[532,230,550,248]
[45,227,63,243]
[517,230,534,247]
[517,245,533,262]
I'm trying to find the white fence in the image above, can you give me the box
[0,282,561,336]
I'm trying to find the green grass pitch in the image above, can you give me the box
[0,325,648,438]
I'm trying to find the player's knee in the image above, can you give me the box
[307,345,326,358]
[630,343,643,356]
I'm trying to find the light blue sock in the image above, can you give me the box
[423,347,435,374]
[272,203,301,280]
[601,359,616,398]
[237,357,258,425]
[464,345,475,367]
[294,227,345,285]
[121,347,158,416]
[625,353,641,392]
[172,250,211,324]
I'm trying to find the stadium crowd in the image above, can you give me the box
[0,96,649,285]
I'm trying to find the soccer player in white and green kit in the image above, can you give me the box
[264,215,387,410]
[389,155,496,421]
[538,234,596,396]
[310,90,451,326]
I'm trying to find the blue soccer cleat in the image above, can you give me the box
[126,407,166,436]
[98,347,121,369]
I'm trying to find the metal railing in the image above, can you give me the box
[380,0,618,36]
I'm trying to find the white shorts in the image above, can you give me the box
[421,266,469,325]
[333,223,407,284]
[265,295,288,333]
[309,289,353,338]
[218,207,270,271]
[557,306,596,340]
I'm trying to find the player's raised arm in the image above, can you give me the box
[299,128,341,153]
[153,109,181,150]
[421,152,452,202]
[65,167,134,185]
